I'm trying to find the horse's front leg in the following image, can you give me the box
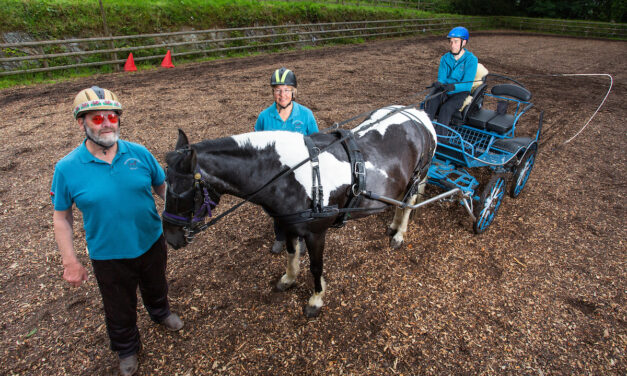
[389,178,426,249]
[303,231,327,318]
[276,236,303,291]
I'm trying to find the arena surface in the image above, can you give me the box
[0,33,625,375]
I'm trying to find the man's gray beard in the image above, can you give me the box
[85,126,119,147]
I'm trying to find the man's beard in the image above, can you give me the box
[85,125,119,147]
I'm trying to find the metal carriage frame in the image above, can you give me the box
[367,79,543,234]
[426,79,543,233]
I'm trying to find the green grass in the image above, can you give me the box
[0,0,442,88]
[0,0,434,38]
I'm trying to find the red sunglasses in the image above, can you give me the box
[90,113,119,125]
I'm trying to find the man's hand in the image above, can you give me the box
[63,261,88,287]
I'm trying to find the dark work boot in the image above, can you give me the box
[161,313,184,332]
[119,353,138,376]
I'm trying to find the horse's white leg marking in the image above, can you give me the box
[279,238,301,287]
[307,276,326,310]
[390,178,427,248]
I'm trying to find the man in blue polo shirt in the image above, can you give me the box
[425,26,479,127]
[51,86,183,376]
[255,68,318,254]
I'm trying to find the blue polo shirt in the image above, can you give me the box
[254,101,318,135]
[437,50,478,94]
[51,139,165,260]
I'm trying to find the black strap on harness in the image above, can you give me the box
[273,129,370,226]
[330,129,366,228]
[303,136,324,213]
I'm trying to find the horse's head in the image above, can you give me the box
[162,129,220,249]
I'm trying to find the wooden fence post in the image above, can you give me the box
[99,0,119,71]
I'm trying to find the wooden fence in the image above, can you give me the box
[259,0,440,11]
[1,16,625,77]
[498,17,626,39]
[0,17,491,77]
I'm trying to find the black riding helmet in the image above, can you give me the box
[270,68,297,87]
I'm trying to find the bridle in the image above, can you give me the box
[162,165,220,243]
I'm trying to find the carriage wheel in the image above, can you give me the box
[473,174,506,234]
[509,145,537,198]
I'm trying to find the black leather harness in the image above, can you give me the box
[272,129,371,226]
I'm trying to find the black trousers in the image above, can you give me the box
[91,235,171,358]
[424,91,469,126]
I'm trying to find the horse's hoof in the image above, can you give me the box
[303,304,321,318]
[390,237,404,249]
[275,281,294,292]
[386,227,397,237]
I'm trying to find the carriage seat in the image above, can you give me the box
[492,137,534,158]
[491,84,532,102]
[483,84,532,135]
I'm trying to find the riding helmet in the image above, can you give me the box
[447,26,469,41]
[73,86,122,119]
[270,68,297,88]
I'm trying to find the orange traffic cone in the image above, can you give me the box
[124,53,137,72]
[161,50,174,68]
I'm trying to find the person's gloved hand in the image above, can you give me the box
[443,83,456,92]
[429,81,443,89]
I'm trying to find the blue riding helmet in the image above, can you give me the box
[447,26,469,41]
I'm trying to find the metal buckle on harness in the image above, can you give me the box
[351,184,361,196]
[354,161,365,175]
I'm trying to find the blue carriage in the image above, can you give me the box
[422,68,543,233]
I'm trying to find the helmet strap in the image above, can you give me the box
[451,40,467,56]
[275,96,293,111]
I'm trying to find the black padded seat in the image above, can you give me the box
[491,84,532,101]
[467,108,496,130]
[486,113,515,134]
[450,110,464,125]
[492,137,533,154]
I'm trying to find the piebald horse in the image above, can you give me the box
[163,106,436,317]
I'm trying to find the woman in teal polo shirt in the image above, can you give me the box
[254,68,319,254]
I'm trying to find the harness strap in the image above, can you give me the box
[272,205,387,225]
[331,129,366,228]
[303,136,323,213]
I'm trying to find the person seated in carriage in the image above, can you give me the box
[424,26,479,127]
[254,67,319,254]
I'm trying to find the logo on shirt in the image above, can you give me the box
[124,158,141,170]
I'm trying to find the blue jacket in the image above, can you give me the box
[254,102,318,135]
[437,50,478,94]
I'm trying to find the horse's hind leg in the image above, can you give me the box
[303,231,327,318]
[276,236,303,292]
[389,178,426,249]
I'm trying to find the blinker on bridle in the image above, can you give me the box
[162,168,219,243]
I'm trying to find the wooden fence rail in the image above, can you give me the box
[1,16,624,77]
[0,17,490,76]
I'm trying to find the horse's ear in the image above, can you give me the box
[190,147,197,171]
[175,129,189,150]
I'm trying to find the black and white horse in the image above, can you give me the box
[163,106,436,317]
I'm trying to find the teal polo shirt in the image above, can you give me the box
[254,101,318,135]
[51,139,165,260]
